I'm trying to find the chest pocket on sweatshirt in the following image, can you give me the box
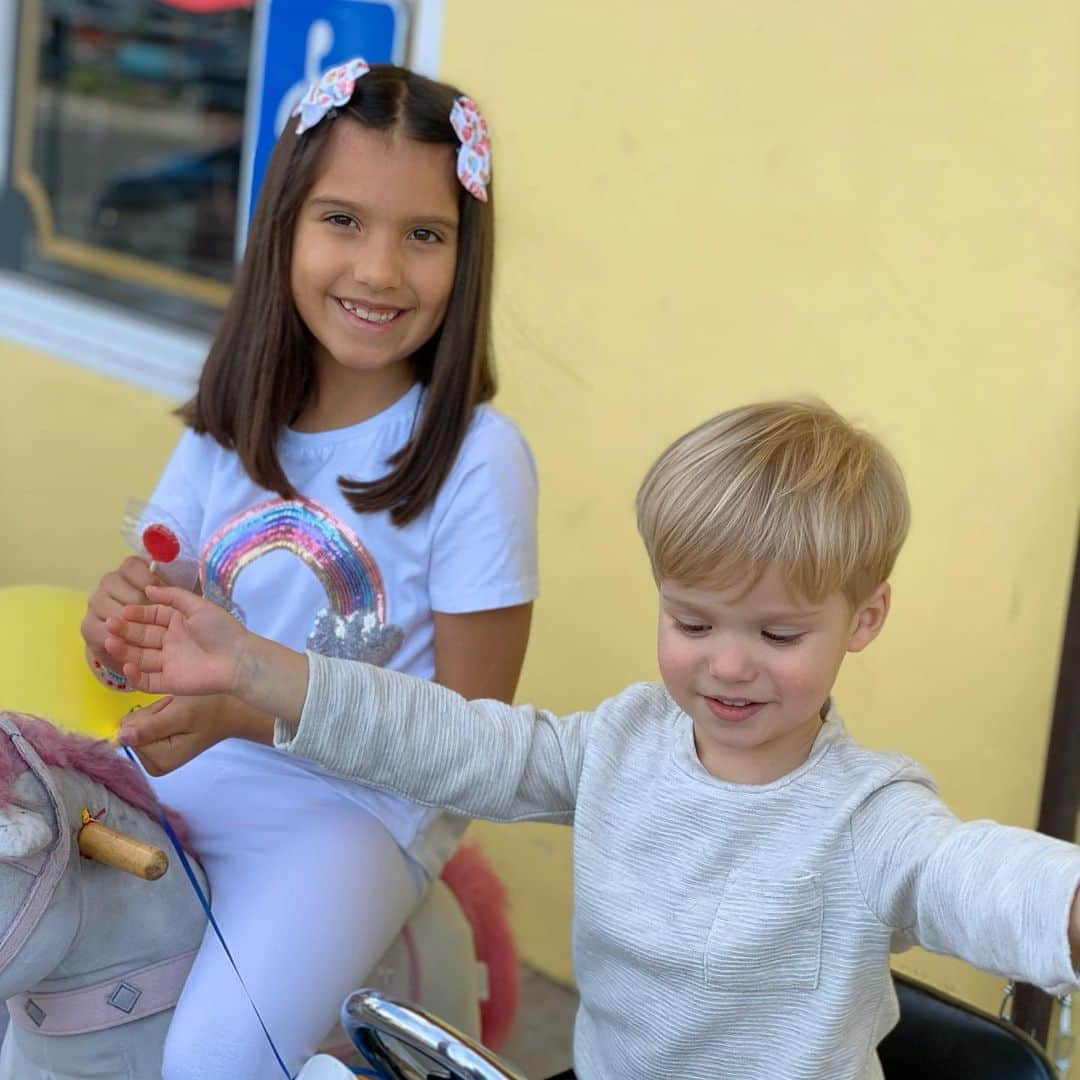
[704,871,822,991]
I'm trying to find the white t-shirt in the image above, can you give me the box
[147,383,539,874]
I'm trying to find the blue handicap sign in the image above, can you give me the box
[240,0,408,230]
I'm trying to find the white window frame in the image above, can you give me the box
[0,0,444,401]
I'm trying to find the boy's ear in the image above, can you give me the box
[847,582,890,653]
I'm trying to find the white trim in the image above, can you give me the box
[0,272,207,400]
[236,0,270,254]
[0,0,16,185]
[410,0,445,76]
[389,0,410,64]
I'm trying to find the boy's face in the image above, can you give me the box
[656,564,888,784]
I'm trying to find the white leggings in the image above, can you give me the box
[146,744,423,1080]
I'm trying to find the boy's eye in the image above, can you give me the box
[410,227,441,244]
[674,619,710,636]
[762,631,803,646]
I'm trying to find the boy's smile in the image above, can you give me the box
[702,696,767,723]
[657,566,889,784]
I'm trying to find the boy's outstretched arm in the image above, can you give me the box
[107,587,585,823]
[275,650,583,822]
[852,776,1080,992]
[105,585,309,725]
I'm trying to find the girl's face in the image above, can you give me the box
[290,121,460,420]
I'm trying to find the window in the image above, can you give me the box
[8,0,252,333]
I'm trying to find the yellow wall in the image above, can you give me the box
[0,343,184,590]
[3,0,1078,1052]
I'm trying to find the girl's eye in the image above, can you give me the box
[762,631,803,646]
[326,213,358,229]
[410,228,441,244]
[674,619,710,636]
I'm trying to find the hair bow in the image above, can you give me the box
[450,96,491,202]
[293,58,371,135]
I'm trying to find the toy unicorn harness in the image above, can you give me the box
[0,711,208,1079]
[1,720,195,1041]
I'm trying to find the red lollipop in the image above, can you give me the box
[121,498,199,590]
[142,523,181,564]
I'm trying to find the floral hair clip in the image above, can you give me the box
[292,57,371,135]
[450,96,491,202]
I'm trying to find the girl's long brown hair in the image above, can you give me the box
[179,65,496,525]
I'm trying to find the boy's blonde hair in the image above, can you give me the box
[636,400,910,605]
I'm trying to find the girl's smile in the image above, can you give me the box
[336,297,405,326]
[334,295,406,328]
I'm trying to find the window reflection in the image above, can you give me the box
[15,0,252,331]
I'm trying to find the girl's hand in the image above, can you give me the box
[119,695,230,775]
[119,693,276,775]
[104,586,249,697]
[81,557,162,668]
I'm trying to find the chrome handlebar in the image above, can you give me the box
[341,989,528,1080]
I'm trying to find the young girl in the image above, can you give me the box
[80,60,537,1079]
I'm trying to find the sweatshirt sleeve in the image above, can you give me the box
[851,773,1080,994]
[274,650,587,823]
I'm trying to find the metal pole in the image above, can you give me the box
[1013,527,1080,1045]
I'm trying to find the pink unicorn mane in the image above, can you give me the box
[0,711,191,847]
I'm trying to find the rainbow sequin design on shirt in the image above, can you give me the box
[201,497,403,665]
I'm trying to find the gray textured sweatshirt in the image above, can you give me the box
[276,652,1080,1080]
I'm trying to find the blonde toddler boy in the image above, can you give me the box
[108,400,1080,1080]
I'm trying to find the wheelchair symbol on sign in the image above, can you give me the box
[274,20,335,137]
[274,19,332,137]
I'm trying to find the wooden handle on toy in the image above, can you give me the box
[78,819,169,881]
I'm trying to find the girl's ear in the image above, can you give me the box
[847,582,890,653]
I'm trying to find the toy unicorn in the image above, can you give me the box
[0,709,516,1079]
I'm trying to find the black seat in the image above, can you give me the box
[879,972,1057,1079]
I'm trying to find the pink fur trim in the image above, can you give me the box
[440,842,519,1051]
[0,711,192,849]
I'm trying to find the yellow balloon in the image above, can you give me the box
[0,586,157,740]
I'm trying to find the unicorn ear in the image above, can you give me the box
[0,805,53,857]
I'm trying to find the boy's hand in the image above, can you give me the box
[81,557,162,669]
[105,585,310,725]
[105,586,249,697]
